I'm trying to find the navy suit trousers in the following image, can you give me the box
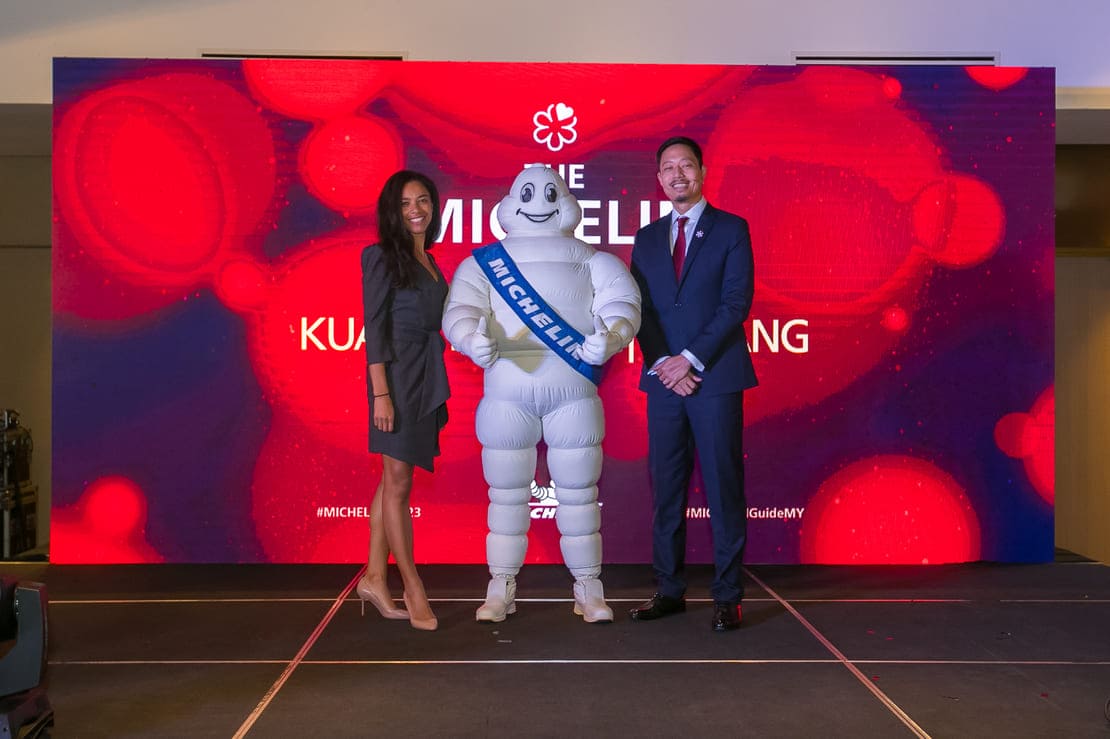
[647,389,746,604]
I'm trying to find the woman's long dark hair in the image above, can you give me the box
[376,170,443,289]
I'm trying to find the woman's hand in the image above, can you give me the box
[373,394,395,432]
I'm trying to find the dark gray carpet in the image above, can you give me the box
[2,557,1108,738]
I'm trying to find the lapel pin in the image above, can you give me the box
[695,230,704,239]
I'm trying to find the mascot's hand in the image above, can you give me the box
[463,315,499,369]
[575,315,620,365]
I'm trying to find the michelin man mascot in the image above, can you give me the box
[443,166,641,623]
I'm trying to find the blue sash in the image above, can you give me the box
[473,242,602,385]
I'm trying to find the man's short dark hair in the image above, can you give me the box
[656,136,703,169]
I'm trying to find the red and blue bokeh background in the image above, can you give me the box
[50,59,1054,564]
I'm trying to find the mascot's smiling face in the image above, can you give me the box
[497,165,582,236]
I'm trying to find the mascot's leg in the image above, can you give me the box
[475,395,541,622]
[545,395,613,623]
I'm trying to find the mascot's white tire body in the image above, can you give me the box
[441,166,641,585]
[477,357,604,579]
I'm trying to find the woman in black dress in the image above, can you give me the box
[358,170,450,631]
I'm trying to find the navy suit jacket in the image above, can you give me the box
[630,203,758,396]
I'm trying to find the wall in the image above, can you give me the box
[2,0,1110,103]
[1056,257,1110,564]
[0,119,51,548]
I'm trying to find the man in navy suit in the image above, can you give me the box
[629,135,757,631]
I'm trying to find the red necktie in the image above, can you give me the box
[673,216,688,279]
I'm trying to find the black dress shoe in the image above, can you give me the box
[712,602,742,631]
[629,593,686,621]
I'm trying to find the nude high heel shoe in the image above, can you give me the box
[356,576,409,620]
[403,591,438,631]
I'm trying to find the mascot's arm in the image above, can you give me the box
[577,251,642,364]
[442,256,499,369]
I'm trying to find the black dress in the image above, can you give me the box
[361,245,450,471]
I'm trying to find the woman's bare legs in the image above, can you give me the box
[381,455,436,626]
[366,479,389,583]
[357,477,408,618]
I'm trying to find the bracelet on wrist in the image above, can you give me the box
[374,392,390,397]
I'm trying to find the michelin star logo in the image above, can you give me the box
[533,102,578,152]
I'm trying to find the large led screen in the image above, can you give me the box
[51,59,1055,564]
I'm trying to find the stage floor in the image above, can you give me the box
[3,557,1110,737]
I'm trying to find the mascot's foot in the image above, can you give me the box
[573,578,614,623]
[476,575,517,623]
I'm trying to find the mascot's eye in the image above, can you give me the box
[545,184,558,203]
[521,184,534,203]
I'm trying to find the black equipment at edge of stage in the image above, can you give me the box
[1,410,37,559]
[0,579,53,737]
